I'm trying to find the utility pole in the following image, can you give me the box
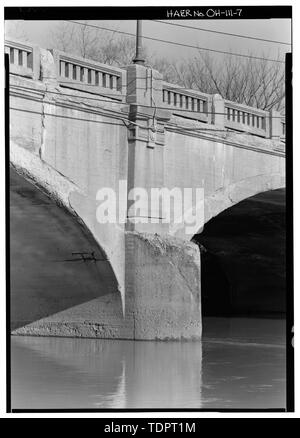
[133,20,145,65]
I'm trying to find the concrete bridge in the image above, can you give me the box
[7,39,285,340]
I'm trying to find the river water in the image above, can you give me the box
[11,317,286,410]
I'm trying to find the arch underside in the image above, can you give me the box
[194,187,286,316]
[203,173,285,229]
[10,166,122,331]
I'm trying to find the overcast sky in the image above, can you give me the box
[5,18,291,63]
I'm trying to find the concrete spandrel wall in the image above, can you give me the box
[41,96,129,296]
[9,77,46,156]
[164,129,285,238]
[10,75,129,309]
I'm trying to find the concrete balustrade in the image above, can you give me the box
[224,100,269,138]
[50,49,127,100]
[5,38,285,143]
[5,39,40,80]
[162,82,209,124]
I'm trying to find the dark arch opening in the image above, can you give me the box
[193,188,286,318]
[10,166,120,330]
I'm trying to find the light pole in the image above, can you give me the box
[133,20,145,65]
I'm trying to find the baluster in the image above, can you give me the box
[21,50,27,67]
[60,61,65,77]
[104,73,110,88]
[111,75,117,90]
[83,67,88,83]
[90,70,95,85]
[13,48,19,65]
[74,65,80,81]
[98,72,103,87]
[67,63,72,79]
[172,92,177,107]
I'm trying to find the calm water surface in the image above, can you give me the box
[11,318,286,410]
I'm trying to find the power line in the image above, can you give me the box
[66,20,285,64]
[12,106,280,141]
[153,20,291,46]
[10,84,285,118]
[9,106,227,134]
[12,78,286,104]
[10,84,126,104]
[10,106,127,127]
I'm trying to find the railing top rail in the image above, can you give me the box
[162,81,210,101]
[53,49,126,77]
[224,99,268,117]
[5,38,35,52]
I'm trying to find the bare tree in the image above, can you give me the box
[49,22,285,112]
[151,51,285,112]
[49,21,138,67]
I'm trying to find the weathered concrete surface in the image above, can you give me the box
[10,160,201,339]
[125,232,201,340]
[10,166,128,338]
[164,117,285,239]
[10,71,129,309]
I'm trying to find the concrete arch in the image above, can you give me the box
[10,167,124,336]
[204,173,285,225]
[200,172,285,235]
[193,188,286,316]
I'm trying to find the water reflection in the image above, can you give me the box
[11,318,286,410]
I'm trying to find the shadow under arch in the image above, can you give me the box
[10,166,121,330]
[193,188,286,317]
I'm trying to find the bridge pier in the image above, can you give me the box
[123,63,202,339]
[124,232,201,340]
